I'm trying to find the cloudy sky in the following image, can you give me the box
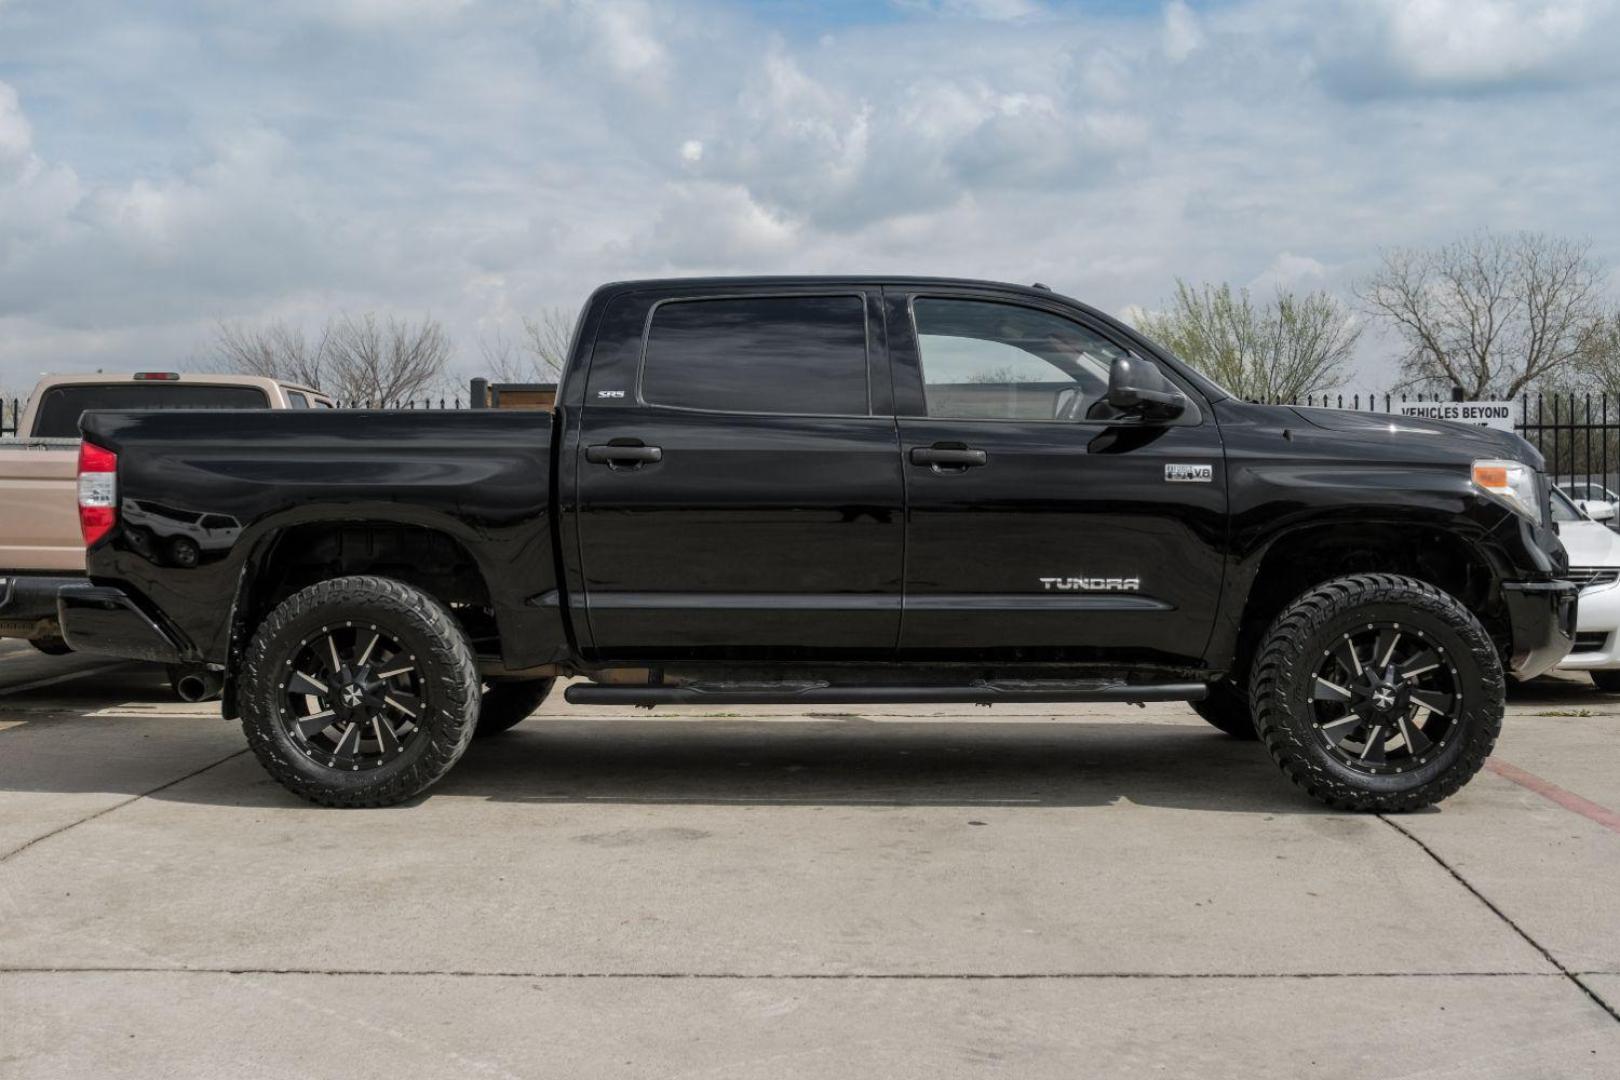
[2,0,1619,396]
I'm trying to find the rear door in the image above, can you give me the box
[886,289,1227,667]
[572,287,904,661]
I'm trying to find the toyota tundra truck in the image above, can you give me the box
[0,371,330,655]
[56,277,1576,810]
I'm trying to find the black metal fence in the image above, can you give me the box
[1293,392,1620,499]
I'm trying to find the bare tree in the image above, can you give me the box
[1357,230,1606,399]
[212,319,329,389]
[476,307,574,384]
[1132,280,1358,401]
[522,307,573,378]
[1572,309,1620,393]
[209,313,454,403]
[325,313,453,404]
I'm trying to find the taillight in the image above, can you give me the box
[77,441,118,546]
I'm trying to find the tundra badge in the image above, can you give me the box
[1165,463,1213,483]
[1040,577,1141,592]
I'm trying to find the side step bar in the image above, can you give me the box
[564,681,1208,707]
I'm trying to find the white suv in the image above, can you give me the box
[1552,486,1620,690]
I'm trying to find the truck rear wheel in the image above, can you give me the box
[476,677,556,737]
[1191,681,1257,739]
[1251,573,1501,812]
[239,575,480,807]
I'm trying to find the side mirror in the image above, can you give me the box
[1588,500,1617,523]
[1106,356,1186,420]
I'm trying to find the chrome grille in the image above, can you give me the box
[1569,567,1620,591]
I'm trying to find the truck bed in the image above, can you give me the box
[77,408,561,668]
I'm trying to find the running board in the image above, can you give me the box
[564,681,1208,707]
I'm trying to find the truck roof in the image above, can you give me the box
[596,275,1073,304]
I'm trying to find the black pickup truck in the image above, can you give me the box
[59,276,1576,810]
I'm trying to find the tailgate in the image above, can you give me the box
[0,441,84,573]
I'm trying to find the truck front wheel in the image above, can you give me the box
[239,575,480,807]
[1250,573,1501,812]
[476,678,556,737]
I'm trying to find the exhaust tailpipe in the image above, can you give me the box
[172,668,223,703]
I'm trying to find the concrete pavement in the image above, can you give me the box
[2,640,1618,1077]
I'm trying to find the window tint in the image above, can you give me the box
[287,391,310,408]
[32,384,271,438]
[640,296,869,415]
[912,298,1131,421]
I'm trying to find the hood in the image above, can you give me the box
[1288,407,1541,468]
[1555,518,1620,569]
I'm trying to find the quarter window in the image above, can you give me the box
[640,296,869,415]
[912,298,1132,421]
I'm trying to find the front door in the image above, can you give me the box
[574,289,904,662]
[887,291,1227,668]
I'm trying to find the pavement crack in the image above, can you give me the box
[0,966,1571,981]
[0,748,248,865]
[1379,814,1620,1025]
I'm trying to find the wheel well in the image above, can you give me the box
[1230,523,1506,683]
[242,523,498,654]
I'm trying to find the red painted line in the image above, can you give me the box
[1486,758,1620,835]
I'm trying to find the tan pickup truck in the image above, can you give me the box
[0,372,331,653]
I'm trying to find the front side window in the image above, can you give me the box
[640,295,869,415]
[912,298,1132,421]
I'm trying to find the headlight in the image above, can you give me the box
[1472,459,1543,524]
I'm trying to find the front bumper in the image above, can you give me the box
[0,573,86,638]
[57,585,184,663]
[1556,580,1620,671]
[1502,580,1578,679]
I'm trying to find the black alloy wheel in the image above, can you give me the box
[240,575,480,807]
[280,624,425,771]
[1307,621,1459,774]
[1251,573,1501,812]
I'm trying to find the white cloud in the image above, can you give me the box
[1162,0,1203,63]
[314,0,473,25]
[1248,253,1331,292]
[892,0,1043,20]
[1316,0,1620,94]
[0,83,31,164]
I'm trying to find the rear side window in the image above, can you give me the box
[639,295,869,415]
[287,391,310,408]
[32,384,271,438]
